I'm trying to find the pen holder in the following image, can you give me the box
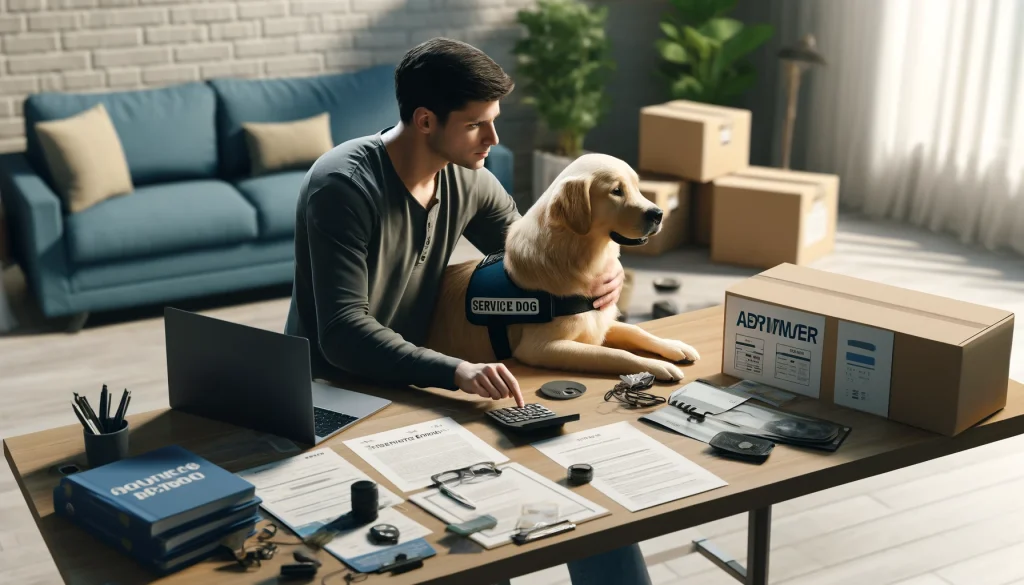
[84,420,130,468]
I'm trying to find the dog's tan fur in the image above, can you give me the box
[425,153,700,381]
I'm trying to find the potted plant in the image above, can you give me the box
[512,0,615,204]
[655,0,773,105]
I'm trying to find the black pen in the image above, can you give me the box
[113,389,129,429]
[76,393,102,432]
[99,385,109,433]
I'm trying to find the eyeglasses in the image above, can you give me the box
[431,462,502,510]
[430,461,502,487]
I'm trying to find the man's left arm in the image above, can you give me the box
[461,168,520,256]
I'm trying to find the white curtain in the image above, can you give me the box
[779,0,1024,256]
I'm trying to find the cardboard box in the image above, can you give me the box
[723,263,1015,436]
[710,166,839,268]
[623,176,689,256]
[638,100,750,182]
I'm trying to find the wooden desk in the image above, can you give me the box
[6,305,1024,585]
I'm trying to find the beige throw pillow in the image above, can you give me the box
[242,112,334,176]
[34,103,134,214]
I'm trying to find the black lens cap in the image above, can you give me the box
[540,380,587,400]
[369,523,400,545]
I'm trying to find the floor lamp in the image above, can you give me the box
[779,34,827,169]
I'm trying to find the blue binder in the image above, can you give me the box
[57,444,256,537]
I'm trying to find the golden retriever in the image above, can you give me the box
[425,153,700,381]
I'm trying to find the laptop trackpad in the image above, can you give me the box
[311,381,389,418]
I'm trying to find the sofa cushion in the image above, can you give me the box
[34,103,135,214]
[24,82,218,188]
[208,64,398,178]
[233,170,307,240]
[65,180,258,266]
[242,112,333,176]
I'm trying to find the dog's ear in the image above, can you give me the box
[549,176,592,235]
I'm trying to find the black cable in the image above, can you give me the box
[604,385,666,408]
[603,372,665,408]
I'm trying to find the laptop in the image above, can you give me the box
[164,307,391,445]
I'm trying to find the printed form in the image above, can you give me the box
[532,421,727,512]
[410,462,608,549]
[343,417,509,492]
[237,448,402,537]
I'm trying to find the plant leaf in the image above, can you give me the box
[719,23,774,69]
[659,20,680,41]
[670,75,706,101]
[701,17,742,41]
[656,39,689,64]
[682,25,711,61]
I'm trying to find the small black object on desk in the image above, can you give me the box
[351,480,378,525]
[708,432,775,464]
[567,463,594,485]
[376,553,424,575]
[369,523,400,545]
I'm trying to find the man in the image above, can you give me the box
[285,38,649,585]
[285,37,624,406]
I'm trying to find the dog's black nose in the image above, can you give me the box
[645,207,664,224]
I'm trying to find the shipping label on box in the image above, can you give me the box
[833,321,895,417]
[724,296,827,398]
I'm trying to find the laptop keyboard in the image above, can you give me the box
[313,407,358,437]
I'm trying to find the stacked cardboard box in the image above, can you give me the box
[637,99,840,268]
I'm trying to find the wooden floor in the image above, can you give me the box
[2,212,1024,585]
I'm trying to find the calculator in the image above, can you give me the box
[486,403,580,432]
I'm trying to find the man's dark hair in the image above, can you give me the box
[395,38,514,125]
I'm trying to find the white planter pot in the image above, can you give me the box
[531,149,594,207]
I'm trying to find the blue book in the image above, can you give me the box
[55,487,262,556]
[58,445,256,537]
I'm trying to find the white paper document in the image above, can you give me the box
[323,506,432,560]
[237,448,401,537]
[669,381,749,415]
[532,421,727,512]
[409,462,608,549]
[343,417,509,492]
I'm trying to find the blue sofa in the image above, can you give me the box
[0,64,514,327]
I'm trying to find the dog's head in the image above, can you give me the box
[546,153,663,246]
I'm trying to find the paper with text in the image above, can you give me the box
[409,462,608,549]
[323,506,432,560]
[531,421,727,512]
[237,448,401,537]
[343,417,509,492]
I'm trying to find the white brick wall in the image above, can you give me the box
[0,0,540,198]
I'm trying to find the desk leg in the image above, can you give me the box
[693,505,771,585]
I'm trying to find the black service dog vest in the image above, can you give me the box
[466,251,597,360]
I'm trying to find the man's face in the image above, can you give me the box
[426,100,501,170]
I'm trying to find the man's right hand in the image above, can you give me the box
[454,362,525,407]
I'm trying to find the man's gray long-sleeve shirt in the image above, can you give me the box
[284,130,519,390]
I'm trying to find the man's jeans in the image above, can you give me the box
[495,543,651,585]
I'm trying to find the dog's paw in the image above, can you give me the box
[657,339,701,363]
[643,359,685,382]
